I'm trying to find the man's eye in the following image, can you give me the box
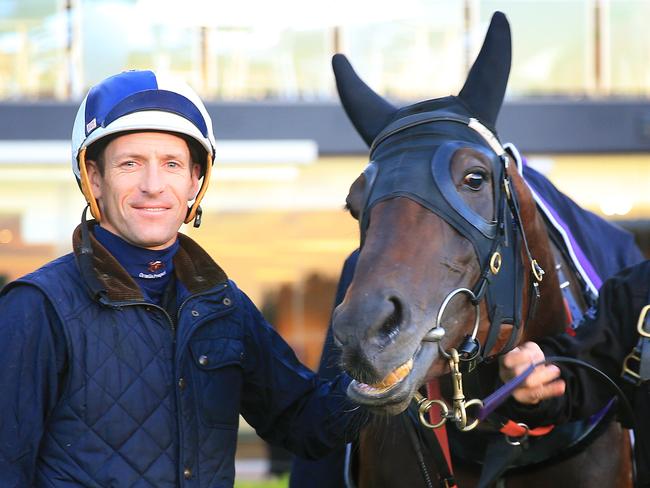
[463,172,485,191]
[167,161,180,168]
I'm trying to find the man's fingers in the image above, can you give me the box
[501,342,545,371]
[524,365,562,389]
[499,342,565,405]
[512,378,566,405]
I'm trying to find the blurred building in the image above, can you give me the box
[1,0,649,478]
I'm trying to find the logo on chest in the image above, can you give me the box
[138,261,167,279]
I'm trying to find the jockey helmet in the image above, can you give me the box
[71,70,216,226]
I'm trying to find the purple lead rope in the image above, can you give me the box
[478,358,622,424]
[477,363,536,421]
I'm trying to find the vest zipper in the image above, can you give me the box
[108,283,230,485]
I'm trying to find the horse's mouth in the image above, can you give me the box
[347,342,437,413]
[352,358,413,396]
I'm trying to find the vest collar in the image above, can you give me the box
[72,219,228,303]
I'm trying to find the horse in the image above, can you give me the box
[325,12,637,488]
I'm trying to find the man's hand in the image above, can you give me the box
[499,342,566,405]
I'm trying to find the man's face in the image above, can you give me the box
[87,131,201,250]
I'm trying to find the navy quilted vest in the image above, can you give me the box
[24,254,180,486]
[18,227,245,487]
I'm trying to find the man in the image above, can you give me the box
[0,70,367,487]
[499,260,650,486]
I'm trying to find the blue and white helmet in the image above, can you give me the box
[71,70,216,226]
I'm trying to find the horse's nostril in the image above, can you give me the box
[378,297,403,344]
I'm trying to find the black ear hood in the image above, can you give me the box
[332,11,511,145]
[331,54,398,147]
[458,11,511,132]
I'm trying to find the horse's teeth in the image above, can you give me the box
[368,358,413,390]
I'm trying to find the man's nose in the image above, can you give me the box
[140,163,165,193]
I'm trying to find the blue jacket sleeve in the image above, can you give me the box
[236,290,369,460]
[0,284,66,486]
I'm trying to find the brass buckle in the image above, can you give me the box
[622,349,641,383]
[503,177,511,201]
[637,305,650,338]
[531,259,545,282]
[490,251,502,275]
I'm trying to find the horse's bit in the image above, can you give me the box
[417,287,484,432]
[414,349,483,432]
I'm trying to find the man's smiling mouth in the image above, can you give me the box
[133,206,170,212]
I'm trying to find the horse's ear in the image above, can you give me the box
[458,11,511,129]
[332,54,398,147]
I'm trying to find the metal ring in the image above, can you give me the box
[489,251,502,275]
[457,398,484,432]
[435,288,480,359]
[531,260,544,282]
[418,398,449,429]
[505,422,529,446]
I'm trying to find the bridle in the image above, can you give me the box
[358,110,545,431]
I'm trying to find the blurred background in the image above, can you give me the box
[0,0,649,485]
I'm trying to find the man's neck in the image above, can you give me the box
[93,225,179,304]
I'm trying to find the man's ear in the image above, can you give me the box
[85,159,103,199]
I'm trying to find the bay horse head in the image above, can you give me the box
[331,12,555,416]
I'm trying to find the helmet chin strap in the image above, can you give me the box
[185,152,213,228]
[78,147,102,222]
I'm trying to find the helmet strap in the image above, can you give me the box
[78,147,102,222]
[185,152,213,227]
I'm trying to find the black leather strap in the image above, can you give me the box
[404,404,456,488]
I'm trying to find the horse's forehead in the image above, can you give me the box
[361,137,499,246]
[373,122,488,162]
[394,95,474,121]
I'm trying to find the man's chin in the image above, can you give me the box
[134,235,179,250]
[116,218,182,250]
[117,228,179,250]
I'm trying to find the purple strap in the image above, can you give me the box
[478,363,536,421]
[520,155,602,292]
[531,191,602,291]
[478,363,615,424]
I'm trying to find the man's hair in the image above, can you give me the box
[85,131,206,177]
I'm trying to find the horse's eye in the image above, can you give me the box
[463,172,485,191]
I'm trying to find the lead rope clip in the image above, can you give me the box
[414,349,483,432]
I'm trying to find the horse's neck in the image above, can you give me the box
[507,168,569,342]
